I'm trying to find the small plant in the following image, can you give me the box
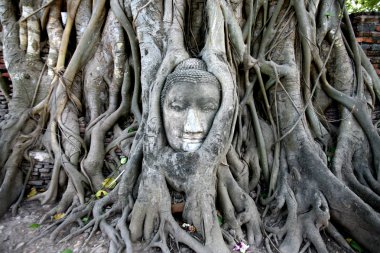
[29,223,40,229]
[346,238,364,253]
[60,249,73,253]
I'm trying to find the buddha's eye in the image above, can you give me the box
[169,102,186,111]
[201,102,218,111]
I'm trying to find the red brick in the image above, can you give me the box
[356,37,374,43]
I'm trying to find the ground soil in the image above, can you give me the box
[0,201,108,253]
[0,200,354,253]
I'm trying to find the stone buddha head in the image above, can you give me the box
[161,58,221,152]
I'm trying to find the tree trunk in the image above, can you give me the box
[1,0,380,252]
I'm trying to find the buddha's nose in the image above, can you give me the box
[184,108,203,134]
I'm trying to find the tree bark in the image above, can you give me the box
[1,1,380,252]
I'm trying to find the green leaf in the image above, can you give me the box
[60,249,73,253]
[346,238,364,253]
[217,215,224,225]
[328,146,336,153]
[350,240,364,253]
[216,210,224,225]
[27,187,37,198]
[82,216,89,224]
[120,157,128,165]
[29,223,40,229]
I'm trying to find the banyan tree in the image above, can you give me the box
[1,0,380,252]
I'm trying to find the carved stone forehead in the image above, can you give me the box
[162,58,221,102]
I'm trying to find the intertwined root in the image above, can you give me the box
[1,1,380,253]
[269,188,330,253]
[33,154,263,253]
[217,165,262,246]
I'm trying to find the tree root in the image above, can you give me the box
[331,108,380,211]
[217,164,262,246]
[266,179,330,253]
[325,224,356,253]
[1,1,380,253]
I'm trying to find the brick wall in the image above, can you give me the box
[351,12,380,76]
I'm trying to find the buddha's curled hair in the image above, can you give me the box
[161,58,221,105]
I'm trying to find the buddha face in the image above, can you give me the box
[162,82,220,152]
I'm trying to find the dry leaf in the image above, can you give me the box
[27,187,37,198]
[96,190,108,199]
[53,213,65,220]
[102,178,116,189]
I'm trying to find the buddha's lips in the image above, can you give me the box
[181,137,204,143]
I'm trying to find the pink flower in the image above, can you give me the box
[233,241,250,253]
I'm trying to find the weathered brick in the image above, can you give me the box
[363,50,380,57]
[356,37,374,43]
[28,180,44,186]
[371,57,380,64]
[356,31,380,38]
[360,44,373,52]
[40,173,52,178]
[38,168,51,173]
[362,17,380,23]
[352,15,380,24]
[353,23,376,33]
